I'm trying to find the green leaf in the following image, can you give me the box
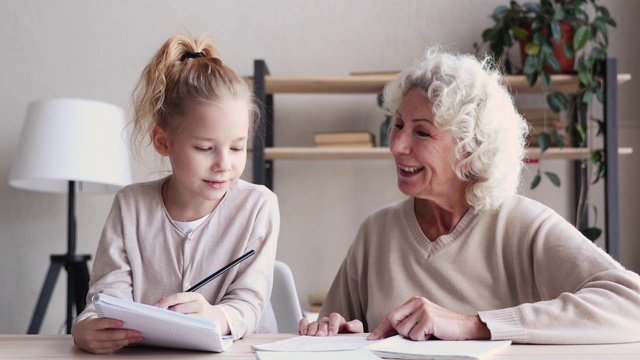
[577,61,591,87]
[546,55,561,73]
[552,8,565,21]
[525,42,541,55]
[492,5,509,18]
[544,171,561,187]
[592,16,607,38]
[503,30,513,47]
[551,21,562,43]
[596,87,604,103]
[581,227,602,241]
[531,173,541,189]
[582,89,593,104]
[546,92,568,113]
[591,46,607,61]
[538,132,551,152]
[541,39,554,55]
[552,129,564,148]
[593,119,605,136]
[532,31,545,45]
[541,70,551,89]
[562,43,574,59]
[482,28,495,42]
[573,124,587,146]
[524,2,541,13]
[590,150,602,163]
[596,5,611,19]
[593,162,606,184]
[526,71,538,87]
[573,26,591,50]
[602,16,617,27]
[512,26,529,41]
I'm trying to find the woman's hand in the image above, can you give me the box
[298,312,363,336]
[367,296,491,341]
[155,292,230,335]
[72,315,142,354]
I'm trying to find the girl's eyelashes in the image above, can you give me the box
[195,146,246,152]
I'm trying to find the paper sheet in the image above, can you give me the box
[256,349,382,360]
[251,335,511,360]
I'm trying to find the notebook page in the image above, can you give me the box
[363,337,512,360]
[251,335,389,352]
[93,293,232,352]
[256,350,383,360]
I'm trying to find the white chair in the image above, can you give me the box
[271,261,303,333]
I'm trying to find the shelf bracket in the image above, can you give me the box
[253,60,274,189]
[604,58,620,260]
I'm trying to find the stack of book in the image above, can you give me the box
[314,131,375,147]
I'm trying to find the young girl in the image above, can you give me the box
[72,34,280,354]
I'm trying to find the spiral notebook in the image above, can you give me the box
[92,293,233,352]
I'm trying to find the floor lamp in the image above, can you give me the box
[9,98,132,334]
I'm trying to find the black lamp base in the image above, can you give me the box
[27,254,91,334]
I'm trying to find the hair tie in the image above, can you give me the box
[181,52,205,62]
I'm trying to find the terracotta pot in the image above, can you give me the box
[519,21,575,74]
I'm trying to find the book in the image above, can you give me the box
[315,142,374,148]
[92,293,233,352]
[314,131,375,146]
[251,335,511,360]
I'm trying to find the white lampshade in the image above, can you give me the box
[9,98,133,193]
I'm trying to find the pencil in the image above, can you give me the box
[186,250,256,292]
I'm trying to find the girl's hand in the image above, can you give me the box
[298,312,363,336]
[367,296,491,341]
[155,292,230,334]
[72,315,142,354]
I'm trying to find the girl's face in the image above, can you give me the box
[389,88,464,202]
[153,100,250,217]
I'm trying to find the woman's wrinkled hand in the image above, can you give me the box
[367,296,491,341]
[298,312,363,336]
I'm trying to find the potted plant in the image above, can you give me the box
[476,0,616,241]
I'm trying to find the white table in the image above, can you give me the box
[1,333,639,359]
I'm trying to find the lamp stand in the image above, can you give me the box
[27,181,92,334]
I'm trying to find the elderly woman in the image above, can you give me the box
[299,48,640,344]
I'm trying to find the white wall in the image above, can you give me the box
[1,0,638,334]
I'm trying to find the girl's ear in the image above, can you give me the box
[151,125,170,156]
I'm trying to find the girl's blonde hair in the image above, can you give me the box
[131,34,258,157]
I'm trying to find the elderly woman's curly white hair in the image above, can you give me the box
[383,47,530,212]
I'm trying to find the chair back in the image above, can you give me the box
[271,261,303,333]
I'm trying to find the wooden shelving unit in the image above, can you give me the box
[247,73,630,94]
[251,59,630,259]
[252,146,632,161]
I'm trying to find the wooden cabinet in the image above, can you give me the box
[251,59,631,259]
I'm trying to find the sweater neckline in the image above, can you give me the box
[403,197,476,256]
[158,176,229,237]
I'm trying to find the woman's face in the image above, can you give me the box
[389,87,464,202]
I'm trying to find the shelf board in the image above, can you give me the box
[250,73,631,94]
[256,146,633,161]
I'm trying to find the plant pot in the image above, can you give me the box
[519,21,575,74]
